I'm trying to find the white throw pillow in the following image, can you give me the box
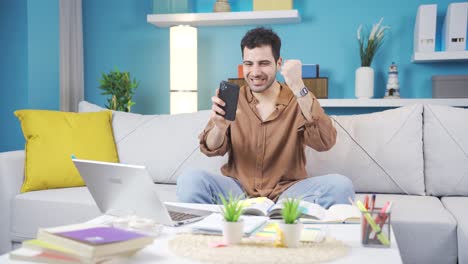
[424,104,468,196]
[306,104,425,195]
[78,101,226,183]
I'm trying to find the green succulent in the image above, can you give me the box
[99,68,139,112]
[218,192,245,222]
[281,197,303,224]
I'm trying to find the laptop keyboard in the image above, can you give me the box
[169,211,199,221]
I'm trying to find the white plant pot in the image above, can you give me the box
[222,220,244,245]
[355,66,374,99]
[279,222,303,248]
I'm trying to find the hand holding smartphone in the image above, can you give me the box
[217,81,240,121]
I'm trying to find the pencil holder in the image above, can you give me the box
[361,208,391,247]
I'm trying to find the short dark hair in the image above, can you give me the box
[241,27,281,62]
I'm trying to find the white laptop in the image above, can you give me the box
[72,158,209,226]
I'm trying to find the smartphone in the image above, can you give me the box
[218,81,240,121]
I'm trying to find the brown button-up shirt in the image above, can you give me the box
[199,84,336,201]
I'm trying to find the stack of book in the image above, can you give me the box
[9,223,155,263]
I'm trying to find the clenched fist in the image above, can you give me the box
[280,59,305,93]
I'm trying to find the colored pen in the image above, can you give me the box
[385,202,393,213]
[362,196,369,241]
[364,195,369,210]
[372,201,390,239]
[365,194,377,241]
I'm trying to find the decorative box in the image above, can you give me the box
[302,64,319,78]
[432,75,468,98]
[237,64,244,78]
[153,0,193,14]
[303,78,328,99]
[253,0,293,11]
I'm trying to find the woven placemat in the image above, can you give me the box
[169,233,350,264]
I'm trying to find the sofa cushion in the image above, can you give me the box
[307,104,425,195]
[10,184,178,242]
[14,110,119,192]
[424,104,468,196]
[356,194,457,264]
[79,101,227,184]
[442,197,468,264]
[10,187,100,242]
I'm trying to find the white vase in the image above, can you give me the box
[279,222,303,248]
[222,220,244,245]
[355,66,374,99]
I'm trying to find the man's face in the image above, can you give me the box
[242,45,281,94]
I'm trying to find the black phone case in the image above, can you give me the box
[218,81,240,121]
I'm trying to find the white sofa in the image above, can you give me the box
[1,101,467,264]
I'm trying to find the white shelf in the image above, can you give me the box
[412,51,468,63]
[147,10,300,27]
[318,98,468,107]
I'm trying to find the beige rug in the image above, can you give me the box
[169,234,350,264]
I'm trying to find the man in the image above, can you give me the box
[177,27,355,208]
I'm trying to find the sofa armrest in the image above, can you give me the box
[0,150,25,254]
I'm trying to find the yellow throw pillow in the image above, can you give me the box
[14,110,119,192]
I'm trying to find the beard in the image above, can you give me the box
[246,73,277,94]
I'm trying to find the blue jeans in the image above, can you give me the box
[176,169,355,209]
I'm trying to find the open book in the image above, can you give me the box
[241,197,361,224]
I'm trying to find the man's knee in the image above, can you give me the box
[327,174,355,202]
[177,168,213,187]
[176,169,211,203]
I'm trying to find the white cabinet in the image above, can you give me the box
[412,51,468,63]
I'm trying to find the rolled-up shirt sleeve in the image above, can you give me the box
[199,119,230,157]
[298,98,337,152]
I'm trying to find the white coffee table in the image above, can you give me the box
[0,202,402,263]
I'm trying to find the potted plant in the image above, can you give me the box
[218,192,245,245]
[99,68,139,112]
[279,197,303,248]
[355,17,389,99]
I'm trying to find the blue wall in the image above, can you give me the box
[0,0,58,152]
[27,0,59,110]
[0,0,28,152]
[1,0,468,152]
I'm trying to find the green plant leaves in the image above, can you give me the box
[281,197,303,224]
[98,68,139,112]
[218,192,245,222]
